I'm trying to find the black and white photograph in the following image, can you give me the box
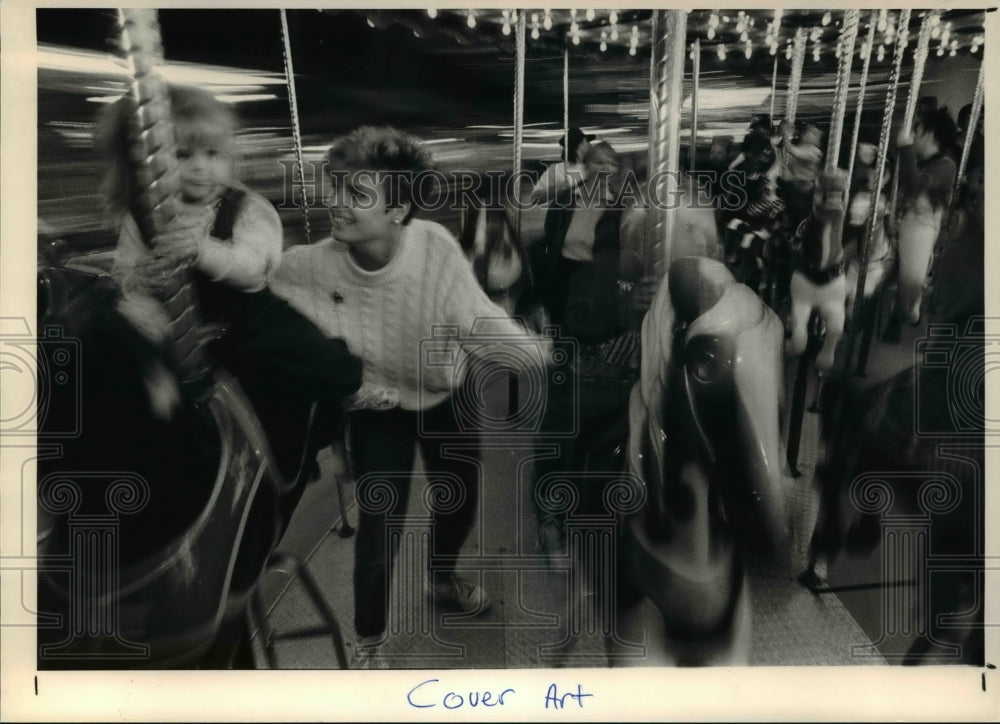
[1,2,997,720]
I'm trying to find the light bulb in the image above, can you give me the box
[611,29,619,41]
[718,45,727,60]
[629,46,637,56]
[571,21,579,33]
[723,16,730,23]
[543,13,552,30]
[532,27,540,40]
[950,49,957,57]
[971,44,979,53]
[770,45,777,55]
[745,45,752,59]
[366,17,374,27]
[877,11,887,32]
[609,10,618,25]
[707,28,716,40]
[586,8,595,21]
[426,8,437,19]
[822,12,831,26]
[601,41,607,52]
[740,31,748,42]
[877,45,885,61]
[786,45,793,60]
[502,22,511,35]
[573,34,581,45]
[937,47,945,57]
[467,12,476,28]
[931,26,941,39]
[632,25,639,36]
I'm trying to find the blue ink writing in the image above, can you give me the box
[544,683,594,709]
[407,678,516,709]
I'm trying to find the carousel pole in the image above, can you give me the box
[826,10,860,172]
[769,9,783,125]
[769,53,779,125]
[512,10,526,237]
[690,38,700,176]
[845,13,878,190]
[881,10,933,337]
[508,10,526,421]
[803,9,858,415]
[846,13,880,377]
[785,27,807,125]
[280,10,310,244]
[118,9,210,389]
[563,44,570,194]
[782,24,812,478]
[839,9,912,400]
[956,61,985,188]
[646,9,688,281]
[885,12,934,235]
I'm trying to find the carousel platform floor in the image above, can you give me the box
[251,289,936,669]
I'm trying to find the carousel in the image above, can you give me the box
[32,7,987,670]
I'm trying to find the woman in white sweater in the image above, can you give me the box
[271,126,550,666]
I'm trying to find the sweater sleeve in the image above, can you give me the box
[195,193,283,291]
[436,232,554,365]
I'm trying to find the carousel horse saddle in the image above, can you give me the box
[36,265,285,668]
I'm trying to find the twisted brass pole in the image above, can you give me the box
[646,9,688,281]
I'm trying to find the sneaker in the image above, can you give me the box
[427,574,491,614]
[350,634,388,670]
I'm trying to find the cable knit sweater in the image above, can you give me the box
[271,218,547,411]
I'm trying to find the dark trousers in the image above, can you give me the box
[349,396,480,638]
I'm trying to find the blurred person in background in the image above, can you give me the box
[530,126,595,205]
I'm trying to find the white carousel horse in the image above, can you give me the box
[844,188,893,312]
[611,256,789,666]
[787,169,850,374]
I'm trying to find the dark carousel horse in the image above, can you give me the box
[35,264,300,669]
[566,257,789,665]
[806,313,985,665]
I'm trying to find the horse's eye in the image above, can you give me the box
[688,336,730,383]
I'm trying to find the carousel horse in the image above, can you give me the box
[844,190,893,312]
[35,264,292,668]
[603,256,788,666]
[459,203,530,317]
[787,169,849,374]
[806,317,984,665]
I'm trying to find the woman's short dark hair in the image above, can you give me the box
[325,126,435,223]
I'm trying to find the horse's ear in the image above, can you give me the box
[668,257,734,323]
